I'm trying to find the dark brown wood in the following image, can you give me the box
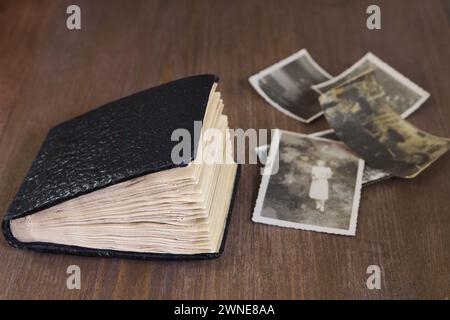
[0,0,449,299]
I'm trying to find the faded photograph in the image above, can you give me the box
[313,53,429,118]
[320,71,450,178]
[253,130,363,235]
[249,49,331,123]
[310,129,391,185]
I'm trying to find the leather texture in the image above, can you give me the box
[2,74,242,260]
[5,74,217,220]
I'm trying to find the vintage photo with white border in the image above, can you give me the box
[252,129,364,236]
[312,52,430,118]
[249,49,332,123]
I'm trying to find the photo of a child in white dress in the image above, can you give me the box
[252,130,364,236]
[309,160,332,212]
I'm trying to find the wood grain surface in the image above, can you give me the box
[0,0,449,299]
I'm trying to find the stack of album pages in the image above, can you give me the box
[250,50,450,236]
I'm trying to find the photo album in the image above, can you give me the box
[2,75,239,260]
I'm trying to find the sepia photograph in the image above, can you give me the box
[253,130,364,236]
[320,71,450,178]
[249,49,332,123]
[312,52,430,118]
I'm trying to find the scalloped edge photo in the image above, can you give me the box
[252,129,364,236]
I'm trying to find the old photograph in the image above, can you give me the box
[312,52,430,118]
[320,71,450,178]
[252,130,364,236]
[249,49,332,123]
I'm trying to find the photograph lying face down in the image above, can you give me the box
[252,130,364,236]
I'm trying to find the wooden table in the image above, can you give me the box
[0,0,449,299]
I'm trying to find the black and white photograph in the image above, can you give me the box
[252,130,364,236]
[249,49,332,123]
[312,52,430,118]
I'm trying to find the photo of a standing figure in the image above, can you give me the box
[252,130,364,236]
[309,160,332,212]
